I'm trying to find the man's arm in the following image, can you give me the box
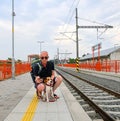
[33,64,43,83]
[51,61,55,80]
[51,70,55,80]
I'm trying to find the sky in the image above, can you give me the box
[0,0,120,61]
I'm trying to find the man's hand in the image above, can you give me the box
[35,76,43,83]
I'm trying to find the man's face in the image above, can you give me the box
[40,51,49,64]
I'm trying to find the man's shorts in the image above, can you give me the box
[52,77,57,86]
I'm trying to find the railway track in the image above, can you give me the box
[56,67,120,121]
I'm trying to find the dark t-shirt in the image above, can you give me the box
[33,61,54,78]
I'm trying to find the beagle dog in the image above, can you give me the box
[42,77,55,102]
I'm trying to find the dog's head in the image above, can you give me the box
[44,77,52,85]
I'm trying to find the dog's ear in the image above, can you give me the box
[43,78,47,83]
[47,77,51,80]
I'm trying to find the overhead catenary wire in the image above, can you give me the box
[63,0,76,26]
[98,28,108,38]
[78,17,108,26]
[55,0,81,42]
[55,0,76,41]
[62,0,81,33]
[77,17,116,43]
[56,0,119,58]
[62,0,76,33]
[78,17,113,35]
[99,23,120,39]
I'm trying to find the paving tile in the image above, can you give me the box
[33,87,73,121]
[58,113,73,121]
[33,113,46,121]
[3,73,75,121]
[46,113,58,121]
[4,113,23,121]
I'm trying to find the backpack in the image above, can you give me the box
[30,58,42,84]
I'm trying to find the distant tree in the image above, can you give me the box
[17,59,22,63]
[7,58,12,61]
[7,58,23,63]
[68,58,75,63]
[82,54,86,57]
[7,58,12,64]
[82,53,90,57]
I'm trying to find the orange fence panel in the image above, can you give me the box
[58,60,120,73]
[0,60,31,81]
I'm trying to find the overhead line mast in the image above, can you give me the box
[75,8,113,72]
[75,8,113,58]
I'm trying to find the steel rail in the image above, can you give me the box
[56,68,116,121]
[57,67,120,98]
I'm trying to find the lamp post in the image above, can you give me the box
[12,0,16,79]
[37,41,44,54]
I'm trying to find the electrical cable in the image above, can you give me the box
[63,0,81,32]
[78,17,107,26]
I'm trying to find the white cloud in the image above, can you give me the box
[0,0,120,60]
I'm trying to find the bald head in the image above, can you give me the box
[40,51,48,58]
[40,51,49,65]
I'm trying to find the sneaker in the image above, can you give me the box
[49,96,56,102]
[54,94,59,99]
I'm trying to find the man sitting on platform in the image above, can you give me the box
[33,51,62,102]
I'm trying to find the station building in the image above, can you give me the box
[80,46,120,62]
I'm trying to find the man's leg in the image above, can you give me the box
[53,75,62,92]
[36,83,45,98]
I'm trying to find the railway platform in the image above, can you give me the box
[1,73,92,121]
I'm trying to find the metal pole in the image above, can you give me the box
[76,8,79,58]
[40,43,41,53]
[57,48,59,64]
[97,28,98,41]
[12,0,15,79]
[37,41,44,54]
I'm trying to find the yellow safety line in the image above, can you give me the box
[21,94,39,121]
